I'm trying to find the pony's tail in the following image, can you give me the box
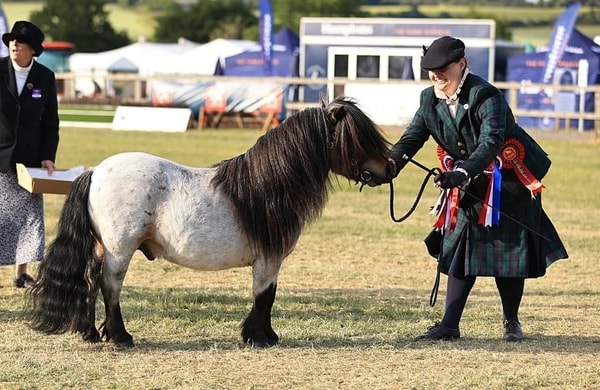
[30,169,100,336]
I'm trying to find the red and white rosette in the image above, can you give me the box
[500,138,545,197]
[432,146,460,231]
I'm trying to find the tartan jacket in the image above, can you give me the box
[391,73,550,181]
[0,57,59,173]
[390,73,567,278]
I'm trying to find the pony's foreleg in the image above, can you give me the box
[98,256,134,348]
[242,259,280,348]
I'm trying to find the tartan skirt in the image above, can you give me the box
[437,170,568,278]
[0,171,45,266]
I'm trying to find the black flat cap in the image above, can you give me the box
[421,36,465,71]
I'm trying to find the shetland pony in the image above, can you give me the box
[30,97,394,348]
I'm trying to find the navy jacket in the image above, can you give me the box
[0,57,59,173]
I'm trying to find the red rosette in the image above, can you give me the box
[500,138,524,169]
[500,138,544,195]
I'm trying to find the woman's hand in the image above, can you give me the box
[41,160,55,175]
[434,170,469,189]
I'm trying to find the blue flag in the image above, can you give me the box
[541,2,581,84]
[0,3,9,58]
[259,0,273,76]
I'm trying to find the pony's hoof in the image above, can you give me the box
[246,337,274,348]
[82,330,101,343]
[115,340,135,348]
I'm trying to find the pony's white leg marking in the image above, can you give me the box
[242,257,282,347]
[252,257,281,295]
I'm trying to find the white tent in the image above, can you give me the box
[69,39,200,97]
[152,38,257,75]
[69,38,257,98]
[69,39,199,75]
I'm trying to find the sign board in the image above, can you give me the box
[299,17,495,126]
[112,106,192,132]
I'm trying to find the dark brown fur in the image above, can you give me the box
[211,96,391,262]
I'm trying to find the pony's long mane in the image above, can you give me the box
[211,96,390,261]
[211,102,331,261]
[326,97,391,180]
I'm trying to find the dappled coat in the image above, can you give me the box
[391,73,568,278]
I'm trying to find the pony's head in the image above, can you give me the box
[323,97,395,187]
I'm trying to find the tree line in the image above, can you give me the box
[29,0,590,53]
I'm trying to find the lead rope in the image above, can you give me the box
[388,168,438,222]
[389,166,442,306]
[429,264,441,307]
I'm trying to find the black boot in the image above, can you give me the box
[503,319,523,342]
[496,277,525,342]
[415,321,460,341]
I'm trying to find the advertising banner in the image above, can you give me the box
[259,0,273,76]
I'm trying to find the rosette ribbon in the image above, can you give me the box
[501,138,545,198]
[478,159,502,227]
[431,147,460,231]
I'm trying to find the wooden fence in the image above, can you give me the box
[55,73,600,135]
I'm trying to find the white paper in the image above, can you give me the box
[27,166,85,181]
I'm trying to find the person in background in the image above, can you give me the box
[389,36,568,341]
[0,21,59,288]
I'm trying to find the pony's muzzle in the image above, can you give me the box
[359,170,385,187]
[360,158,396,187]
[360,170,373,183]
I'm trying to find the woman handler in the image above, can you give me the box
[0,21,59,288]
[389,36,568,341]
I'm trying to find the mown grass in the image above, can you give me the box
[58,105,116,123]
[0,124,599,389]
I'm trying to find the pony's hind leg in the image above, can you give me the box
[242,259,281,348]
[99,300,133,348]
[98,253,135,348]
[78,252,103,343]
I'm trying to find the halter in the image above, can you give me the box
[321,106,378,188]
[347,156,375,187]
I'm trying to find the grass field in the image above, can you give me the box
[58,104,116,123]
[0,125,599,389]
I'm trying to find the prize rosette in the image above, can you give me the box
[501,138,544,196]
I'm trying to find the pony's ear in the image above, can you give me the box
[328,105,346,123]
